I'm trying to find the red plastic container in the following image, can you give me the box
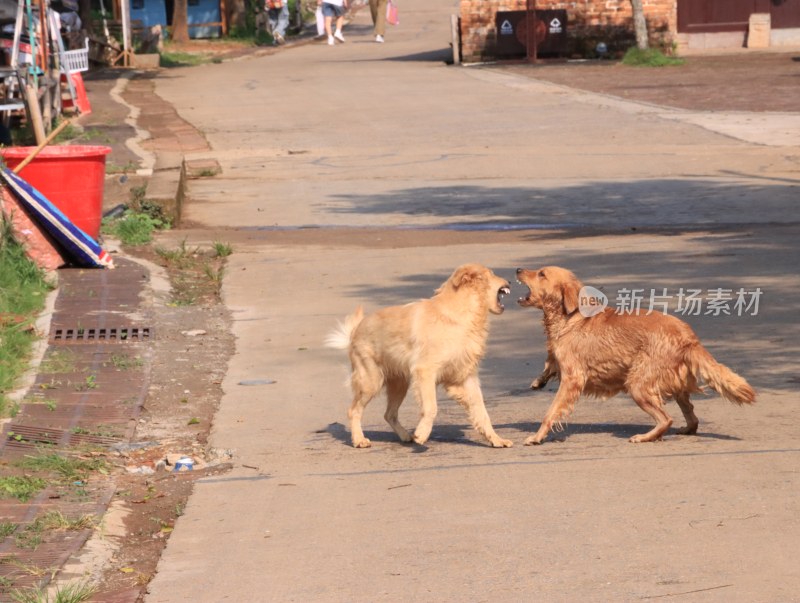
[1,145,112,239]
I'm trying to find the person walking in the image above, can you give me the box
[320,0,348,45]
[266,0,289,44]
[369,0,387,43]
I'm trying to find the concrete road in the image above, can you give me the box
[145,1,800,601]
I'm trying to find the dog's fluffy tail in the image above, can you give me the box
[324,306,364,350]
[688,345,755,405]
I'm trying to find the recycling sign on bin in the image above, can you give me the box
[495,10,568,57]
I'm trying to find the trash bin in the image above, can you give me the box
[1,145,112,239]
[496,10,568,58]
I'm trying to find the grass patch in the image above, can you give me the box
[107,353,143,370]
[0,476,47,502]
[15,452,109,483]
[203,263,225,297]
[0,556,52,578]
[51,120,81,144]
[106,160,139,174]
[1,521,16,539]
[9,579,96,603]
[72,127,112,144]
[70,425,117,438]
[102,188,171,245]
[38,349,76,374]
[0,219,52,417]
[154,239,231,304]
[74,375,97,391]
[160,50,213,68]
[213,241,233,258]
[155,238,198,268]
[622,47,684,67]
[15,511,95,550]
[102,211,166,245]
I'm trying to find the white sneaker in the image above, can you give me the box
[375,34,384,43]
[327,35,334,45]
[334,30,346,43]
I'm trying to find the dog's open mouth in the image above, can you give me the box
[496,285,511,312]
[516,280,533,306]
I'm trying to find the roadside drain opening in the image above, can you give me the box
[50,326,153,343]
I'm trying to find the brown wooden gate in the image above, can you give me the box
[677,0,800,32]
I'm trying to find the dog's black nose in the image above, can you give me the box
[516,268,523,275]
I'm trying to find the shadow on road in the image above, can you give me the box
[326,179,800,230]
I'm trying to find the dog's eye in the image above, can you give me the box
[538,270,546,279]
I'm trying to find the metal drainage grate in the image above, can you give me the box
[51,326,152,343]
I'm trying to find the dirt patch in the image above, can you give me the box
[499,52,800,113]
[14,241,235,603]
[84,241,233,601]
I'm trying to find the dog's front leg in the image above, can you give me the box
[411,373,438,445]
[530,352,559,390]
[526,378,582,445]
[447,375,512,448]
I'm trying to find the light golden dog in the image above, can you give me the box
[516,266,755,445]
[326,264,513,448]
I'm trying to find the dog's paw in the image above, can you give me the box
[629,434,662,443]
[530,378,546,390]
[524,435,544,446]
[491,438,514,448]
[352,438,372,448]
[412,434,428,446]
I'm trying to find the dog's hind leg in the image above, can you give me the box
[410,372,438,445]
[629,391,673,443]
[385,377,412,442]
[674,393,699,435]
[525,379,582,445]
[446,375,512,448]
[348,357,384,448]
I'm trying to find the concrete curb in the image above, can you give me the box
[144,151,185,225]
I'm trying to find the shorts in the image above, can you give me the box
[321,3,344,17]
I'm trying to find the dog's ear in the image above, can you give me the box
[451,264,482,290]
[560,278,581,315]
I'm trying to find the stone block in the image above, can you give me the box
[747,13,770,49]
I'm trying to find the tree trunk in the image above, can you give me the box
[630,0,648,49]
[226,0,247,34]
[172,0,190,43]
[78,0,93,34]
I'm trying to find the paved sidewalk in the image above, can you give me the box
[141,1,800,600]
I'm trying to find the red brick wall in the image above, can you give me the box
[459,0,676,63]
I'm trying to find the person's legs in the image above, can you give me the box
[373,0,387,37]
[369,0,378,24]
[334,12,345,40]
[322,3,334,44]
[275,3,289,38]
[332,5,345,42]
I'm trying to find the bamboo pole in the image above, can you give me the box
[25,84,46,144]
[13,119,71,174]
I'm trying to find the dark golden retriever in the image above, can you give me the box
[327,264,513,448]
[516,266,755,445]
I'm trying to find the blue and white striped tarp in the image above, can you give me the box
[0,167,114,269]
